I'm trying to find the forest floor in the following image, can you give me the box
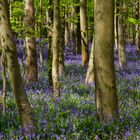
[0,43,140,139]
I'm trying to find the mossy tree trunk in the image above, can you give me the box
[80,0,89,66]
[52,0,60,97]
[94,0,118,122]
[0,0,35,128]
[24,0,38,82]
[1,49,7,115]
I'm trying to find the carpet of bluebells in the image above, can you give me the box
[0,40,140,139]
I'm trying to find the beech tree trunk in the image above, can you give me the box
[0,0,35,128]
[70,2,77,55]
[1,49,7,115]
[39,0,43,65]
[46,0,53,87]
[136,0,140,51]
[24,0,38,82]
[64,5,70,46]
[94,0,118,122]
[52,0,60,97]
[80,0,89,66]
[118,0,127,67]
[85,37,94,84]
[77,5,81,54]
[59,6,65,76]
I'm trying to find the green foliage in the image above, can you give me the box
[127,17,140,25]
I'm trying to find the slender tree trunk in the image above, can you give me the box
[136,0,140,51]
[24,0,38,82]
[85,37,94,84]
[80,0,89,66]
[70,2,77,55]
[94,0,118,122]
[64,5,70,46]
[1,49,7,115]
[118,0,127,67]
[77,5,81,54]
[46,0,53,87]
[0,0,35,128]
[39,0,43,65]
[115,0,119,49]
[132,6,135,45]
[52,0,60,97]
[59,6,65,76]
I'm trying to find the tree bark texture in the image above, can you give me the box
[80,0,89,66]
[0,0,35,128]
[24,0,38,82]
[52,0,60,97]
[94,0,118,122]
[118,0,127,67]
[136,0,140,51]
[85,37,94,84]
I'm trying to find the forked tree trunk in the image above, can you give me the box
[0,0,35,128]
[80,0,89,66]
[118,0,127,67]
[52,0,60,97]
[85,37,94,84]
[24,0,38,82]
[94,0,118,122]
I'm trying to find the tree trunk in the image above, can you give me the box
[52,0,60,97]
[80,0,89,66]
[94,0,118,122]
[70,2,77,55]
[46,0,53,87]
[0,0,35,129]
[115,0,119,49]
[85,37,94,84]
[136,0,140,51]
[64,5,70,46]
[59,6,65,76]
[1,49,7,115]
[118,0,127,67]
[39,0,43,65]
[24,0,38,82]
[77,5,81,54]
